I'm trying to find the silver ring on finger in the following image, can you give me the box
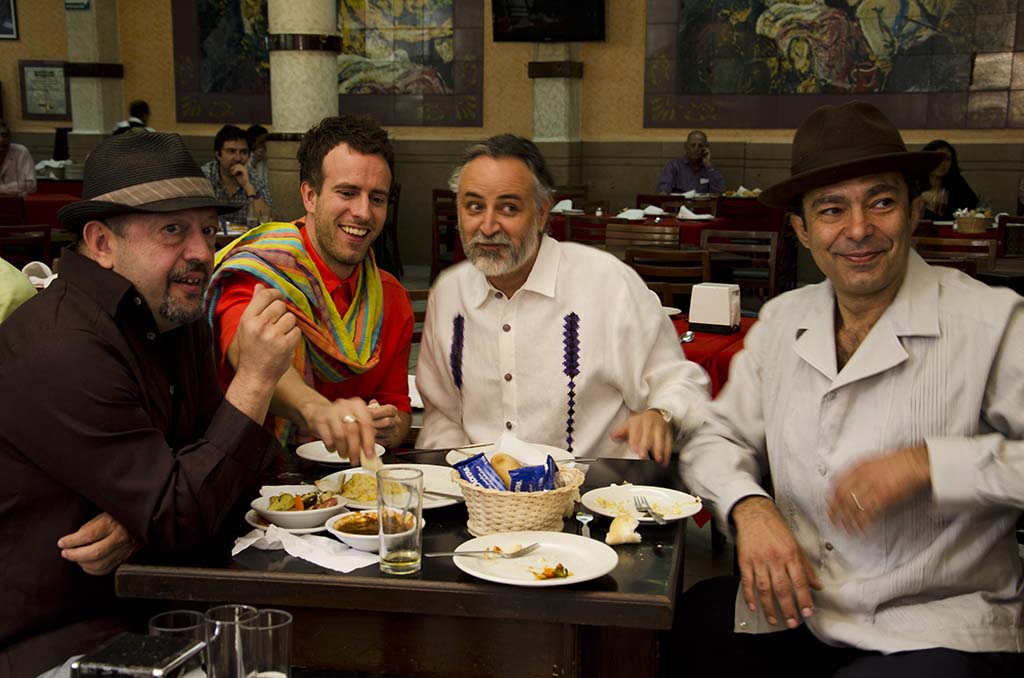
[342,414,357,424]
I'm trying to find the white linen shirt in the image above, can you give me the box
[416,235,709,457]
[682,251,1024,653]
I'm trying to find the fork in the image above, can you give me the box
[425,542,541,559]
[634,495,667,525]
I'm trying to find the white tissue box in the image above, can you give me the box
[688,283,740,334]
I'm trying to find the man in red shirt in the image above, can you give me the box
[208,115,413,463]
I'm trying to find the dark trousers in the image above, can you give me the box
[663,576,1024,678]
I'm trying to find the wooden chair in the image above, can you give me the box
[912,237,997,272]
[700,229,779,299]
[372,183,403,279]
[0,196,24,225]
[406,288,429,345]
[624,248,710,306]
[998,214,1024,257]
[430,189,459,282]
[564,214,611,248]
[605,222,680,251]
[403,287,430,448]
[0,224,52,270]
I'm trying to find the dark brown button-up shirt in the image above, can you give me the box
[0,250,278,676]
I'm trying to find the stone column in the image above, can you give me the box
[64,2,124,165]
[529,44,583,189]
[266,0,340,220]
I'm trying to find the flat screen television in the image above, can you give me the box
[492,0,606,43]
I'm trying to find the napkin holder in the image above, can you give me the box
[688,283,740,334]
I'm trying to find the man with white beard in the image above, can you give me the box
[415,135,709,462]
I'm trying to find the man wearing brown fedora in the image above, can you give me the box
[676,101,1024,675]
[0,132,300,677]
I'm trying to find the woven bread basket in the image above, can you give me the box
[955,215,992,233]
[455,467,585,536]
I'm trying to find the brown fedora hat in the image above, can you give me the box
[759,101,944,209]
[58,132,236,233]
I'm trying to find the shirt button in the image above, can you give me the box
[146,332,156,340]
[825,542,834,551]
[133,297,142,306]
[824,392,836,401]
[738,621,748,630]
[495,292,503,299]
[502,324,511,332]
[169,385,175,395]
[504,373,512,382]
[817,465,827,476]
[505,421,513,430]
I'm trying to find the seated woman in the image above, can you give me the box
[920,139,978,220]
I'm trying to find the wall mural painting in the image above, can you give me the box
[172,0,482,125]
[645,0,1024,129]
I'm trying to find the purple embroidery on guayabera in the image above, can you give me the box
[450,314,465,389]
[562,312,580,453]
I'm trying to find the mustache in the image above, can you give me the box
[831,236,892,257]
[168,260,211,284]
[467,232,513,247]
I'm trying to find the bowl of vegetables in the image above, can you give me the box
[251,488,349,530]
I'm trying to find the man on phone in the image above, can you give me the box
[201,124,272,226]
[656,129,725,195]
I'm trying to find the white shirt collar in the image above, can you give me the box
[465,234,560,307]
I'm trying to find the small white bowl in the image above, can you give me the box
[251,495,349,530]
[325,511,426,553]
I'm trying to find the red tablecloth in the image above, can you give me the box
[671,314,754,396]
[23,193,79,229]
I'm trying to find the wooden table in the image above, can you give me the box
[116,451,688,678]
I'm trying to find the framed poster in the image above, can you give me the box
[0,0,17,40]
[19,61,72,121]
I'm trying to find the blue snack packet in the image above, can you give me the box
[544,454,558,490]
[454,452,507,490]
[509,456,559,492]
[508,463,547,492]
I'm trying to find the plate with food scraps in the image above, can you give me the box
[318,463,463,510]
[244,509,333,535]
[452,530,618,587]
[295,441,385,466]
[580,484,702,523]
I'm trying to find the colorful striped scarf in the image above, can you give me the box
[206,221,384,444]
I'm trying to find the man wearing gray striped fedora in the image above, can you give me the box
[0,132,300,677]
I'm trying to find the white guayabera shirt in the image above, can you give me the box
[683,251,1024,653]
[416,235,709,458]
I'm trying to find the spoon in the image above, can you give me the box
[576,510,594,538]
[680,330,695,343]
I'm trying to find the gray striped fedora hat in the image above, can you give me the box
[58,132,236,233]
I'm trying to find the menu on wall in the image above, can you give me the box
[19,60,71,121]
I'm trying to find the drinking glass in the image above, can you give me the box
[240,609,292,678]
[376,467,423,575]
[148,610,205,675]
[205,604,257,678]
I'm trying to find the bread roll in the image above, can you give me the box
[605,515,641,545]
[490,453,523,489]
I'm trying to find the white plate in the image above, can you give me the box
[244,509,331,535]
[295,441,385,466]
[662,306,682,317]
[453,531,618,587]
[444,441,574,467]
[320,464,463,510]
[580,485,702,523]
